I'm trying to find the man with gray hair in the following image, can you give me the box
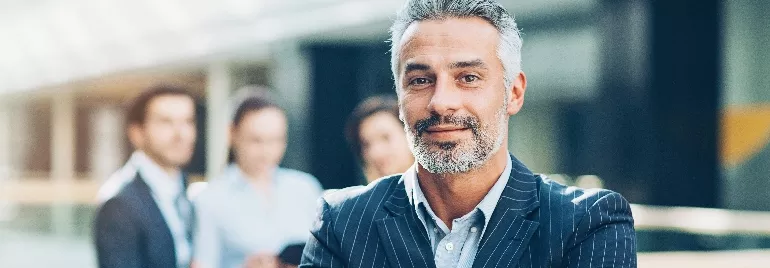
[301,0,636,267]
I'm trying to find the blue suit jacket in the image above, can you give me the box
[300,155,637,268]
[93,174,179,268]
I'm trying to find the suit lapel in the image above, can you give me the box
[376,180,436,268]
[472,155,540,268]
[130,174,178,261]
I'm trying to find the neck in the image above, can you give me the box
[141,151,181,180]
[416,149,508,229]
[240,165,275,185]
[161,166,181,179]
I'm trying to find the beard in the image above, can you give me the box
[404,103,508,174]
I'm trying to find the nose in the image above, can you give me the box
[427,75,462,116]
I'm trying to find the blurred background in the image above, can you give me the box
[0,0,769,267]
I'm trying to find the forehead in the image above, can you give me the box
[146,95,194,117]
[239,108,286,130]
[397,17,501,67]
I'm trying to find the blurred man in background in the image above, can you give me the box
[301,0,636,267]
[94,85,198,268]
[345,95,414,183]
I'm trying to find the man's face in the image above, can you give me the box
[396,17,525,174]
[130,95,197,169]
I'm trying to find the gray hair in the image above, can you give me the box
[389,0,523,89]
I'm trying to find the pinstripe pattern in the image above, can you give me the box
[300,154,637,268]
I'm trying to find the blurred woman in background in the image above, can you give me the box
[193,90,322,268]
[345,95,414,184]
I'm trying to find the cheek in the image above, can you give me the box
[468,97,501,121]
[146,126,172,144]
[183,125,197,141]
[400,95,427,121]
[272,143,287,158]
[237,143,260,158]
[362,145,381,161]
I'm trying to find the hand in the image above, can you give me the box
[243,253,280,268]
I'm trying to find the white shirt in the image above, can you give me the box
[96,151,140,203]
[133,152,193,268]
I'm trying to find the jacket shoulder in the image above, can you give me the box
[321,175,402,217]
[537,174,627,208]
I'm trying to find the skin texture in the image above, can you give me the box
[396,17,527,228]
[358,111,414,182]
[128,95,197,177]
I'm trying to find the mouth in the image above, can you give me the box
[425,125,469,133]
[423,126,470,140]
[414,113,479,138]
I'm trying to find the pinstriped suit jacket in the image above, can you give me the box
[300,155,637,268]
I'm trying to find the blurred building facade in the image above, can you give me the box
[1,0,769,266]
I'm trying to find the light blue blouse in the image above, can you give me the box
[193,165,323,268]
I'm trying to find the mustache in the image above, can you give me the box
[414,113,480,136]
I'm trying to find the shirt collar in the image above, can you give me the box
[225,164,282,190]
[404,153,513,231]
[125,151,141,169]
[134,151,184,201]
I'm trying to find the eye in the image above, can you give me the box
[409,77,431,86]
[460,75,480,83]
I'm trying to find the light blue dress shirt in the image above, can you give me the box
[404,154,513,268]
[193,164,323,268]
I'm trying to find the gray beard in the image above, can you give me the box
[407,106,508,174]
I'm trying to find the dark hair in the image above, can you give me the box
[231,94,283,127]
[227,94,284,163]
[345,95,402,163]
[126,84,196,127]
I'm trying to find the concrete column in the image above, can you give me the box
[0,96,26,221]
[270,41,312,172]
[205,61,232,180]
[0,99,10,182]
[0,97,12,221]
[89,106,125,180]
[50,91,76,236]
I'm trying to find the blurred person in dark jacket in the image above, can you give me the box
[345,95,414,183]
[193,90,322,268]
[93,85,198,268]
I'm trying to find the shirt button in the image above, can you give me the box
[445,242,454,251]
[470,227,478,233]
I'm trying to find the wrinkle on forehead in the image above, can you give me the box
[397,17,501,74]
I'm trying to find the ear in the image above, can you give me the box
[127,123,144,150]
[506,72,527,116]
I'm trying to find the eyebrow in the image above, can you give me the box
[404,62,431,74]
[449,59,487,69]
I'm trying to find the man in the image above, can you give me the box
[300,0,637,267]
[94,85,198,268]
